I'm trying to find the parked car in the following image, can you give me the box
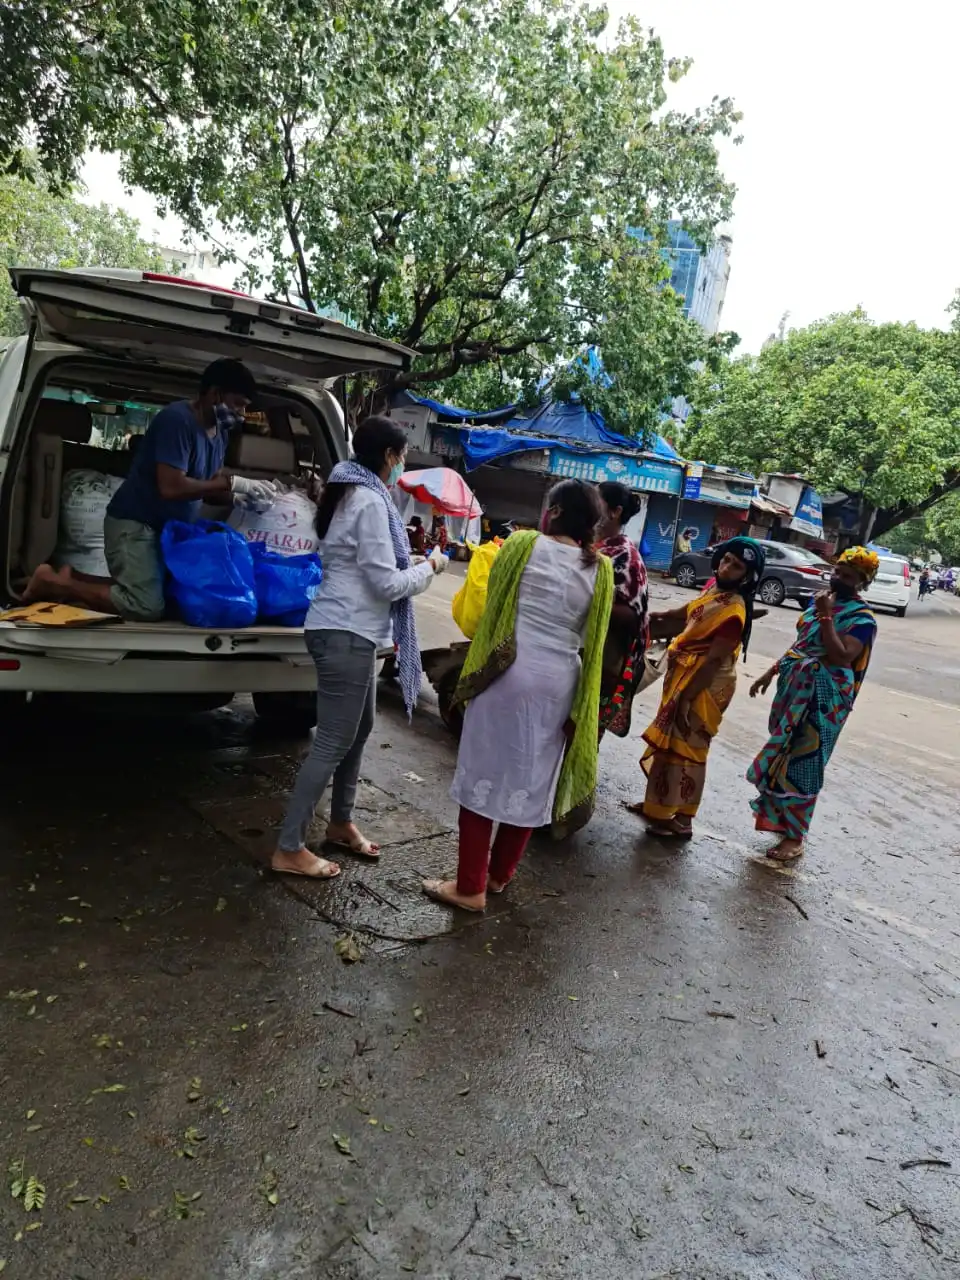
[862,554,911,616]
[0,267,412,728]
[669,541,832,607]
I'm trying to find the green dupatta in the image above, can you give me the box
[454,529,613,838]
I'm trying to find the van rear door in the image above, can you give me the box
[9,269,413,385]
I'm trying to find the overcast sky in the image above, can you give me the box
[84,0,959,354]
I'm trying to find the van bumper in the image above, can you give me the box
[0,651,317,695]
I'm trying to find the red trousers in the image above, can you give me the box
[457,807,532,897]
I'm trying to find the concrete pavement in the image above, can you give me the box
[0,572,958,1279]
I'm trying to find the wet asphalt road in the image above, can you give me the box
[0,577,958,1279]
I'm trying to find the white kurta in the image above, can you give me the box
[450,536,598,828]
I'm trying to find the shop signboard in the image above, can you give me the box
[788,486,824,538]
[695,467,754,510]
[548,448,682,495]
[683,461,703,500]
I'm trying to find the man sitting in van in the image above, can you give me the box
[24,358,275,621]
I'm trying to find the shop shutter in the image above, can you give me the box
[642,493,681,569]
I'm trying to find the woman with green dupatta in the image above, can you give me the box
[423,480,613,912]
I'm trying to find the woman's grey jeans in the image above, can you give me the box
[276,630,377,853]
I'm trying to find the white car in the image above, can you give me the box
[862,553,911,617]
[0,267,411,727]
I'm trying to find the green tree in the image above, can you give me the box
[0,170,165,335]
[683,311,960,540]
[551,242,728,439]
[885,493,960,564]
[1,0,739,420]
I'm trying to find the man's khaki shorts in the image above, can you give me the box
[103,516,166,622]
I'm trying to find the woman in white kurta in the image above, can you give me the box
[424,480,613,912]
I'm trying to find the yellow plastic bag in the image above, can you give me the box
[451,540,501,639]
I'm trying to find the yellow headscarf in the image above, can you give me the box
[837,545,880,584]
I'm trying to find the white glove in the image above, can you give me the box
[230,475,278,512]
[428,546,447,575]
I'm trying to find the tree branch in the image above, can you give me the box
[873,469,960,537]
[279,113,313,311]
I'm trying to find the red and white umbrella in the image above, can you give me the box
[397,468,482,519]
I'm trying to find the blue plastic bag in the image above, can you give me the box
[250,543,323,626]
[161,520,258,628]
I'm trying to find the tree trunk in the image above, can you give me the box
[857,502,878,545]
[346,373,395,429]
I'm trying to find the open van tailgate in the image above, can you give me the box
[9,269,413,384]
[0,620,315,665]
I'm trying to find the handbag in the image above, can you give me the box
[636,640,670,693]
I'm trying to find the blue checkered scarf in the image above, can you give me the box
[328,459,423,717]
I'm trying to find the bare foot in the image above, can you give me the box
[23,563,74,603]
[325,821,380,859]
[487,877,508,895]
[422,878,486,912]
[766,838,804,863]
[622,801,646,818]
[272,848,341,879]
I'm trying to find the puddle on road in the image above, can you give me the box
[187,779,494,945]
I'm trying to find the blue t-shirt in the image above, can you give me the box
[108,401,228,530]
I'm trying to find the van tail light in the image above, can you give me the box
[903,563,911,583]
[0,659,20,671]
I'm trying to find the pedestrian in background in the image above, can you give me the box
[627,536,765,838]
[272,416,447,880]
[747,546,878,862]
[597,480,649,739]
[423,480,613,912]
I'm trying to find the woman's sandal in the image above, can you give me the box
[324,826,381,860]
[271,853,341,880]
[421,878,486,912]
[765,840,804,863]
[645,818,693,840]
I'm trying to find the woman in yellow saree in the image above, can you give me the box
[630,537,766,838]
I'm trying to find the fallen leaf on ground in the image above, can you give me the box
[334,935,363,964]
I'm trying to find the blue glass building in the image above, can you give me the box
[630,221,731,336]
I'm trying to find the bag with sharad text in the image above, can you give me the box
[227,485,319,557]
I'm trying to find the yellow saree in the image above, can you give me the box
[640,588,745,822]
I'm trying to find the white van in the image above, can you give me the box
[862,553,911,617]
[0,268,412,727]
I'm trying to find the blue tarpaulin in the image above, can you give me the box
[500,399,680,459]
[398,390,517,424]
[459,427,562,471]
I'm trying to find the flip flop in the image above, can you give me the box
[766,844,804,863]
[271,857,341,880]
[421,878,485,913]
[645,821,693,840]
[324,833,381,860]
